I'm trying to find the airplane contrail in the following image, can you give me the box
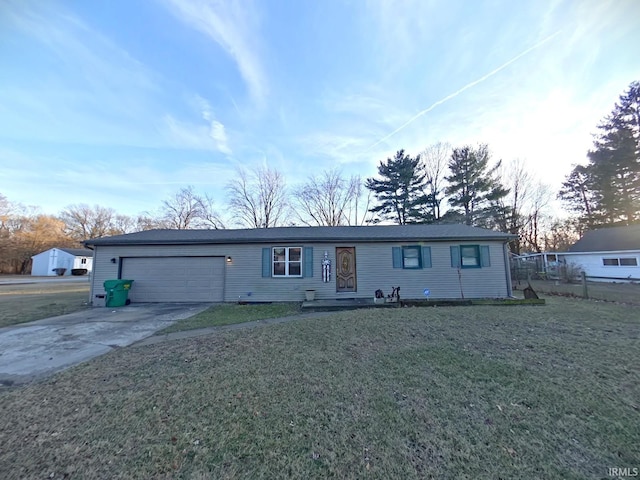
[367,30,562,151]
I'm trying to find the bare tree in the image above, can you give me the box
[520,181,552,253]
[0,195,77,273]
[162,186,200,230]
[494,159,533,252]
[59,204,119,241]
[494,160,552,253]
[420,142,451,221]
[346,176,376,226]
[542,217,581,252]
[12,215,75,273]
[160,186,225,230]
[227,166,288,228]
[196,193,226,229]
[0,193,11,231]
[293,170,361,226]
[135,213,169,231]
[112,214,138,234]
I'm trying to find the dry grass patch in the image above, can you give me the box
[522,279,640,304]
[0,297,638,479]
[0,282,90,327]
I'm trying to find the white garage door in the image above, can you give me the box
[121,256,224,302]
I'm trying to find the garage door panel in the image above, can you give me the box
[121,257,224,302]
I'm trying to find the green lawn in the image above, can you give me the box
[0,283,90,328]
[159,302,302,333]
[1,297,638,479]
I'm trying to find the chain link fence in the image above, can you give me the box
[511,255,640,304]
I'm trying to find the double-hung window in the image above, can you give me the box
[402,246,422,269]
[460,245,481,268]
[392,246,432,269]
[273,247,302,277]
[451,245,490,268]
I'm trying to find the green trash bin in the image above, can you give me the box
[103,279,134,307]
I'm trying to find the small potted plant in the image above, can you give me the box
[374,289,385,304]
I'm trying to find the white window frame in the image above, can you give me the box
[460,245,481,268]
[272,247,302,277]
[603,257,638,267]
[402,246,422,269]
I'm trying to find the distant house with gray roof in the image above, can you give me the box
[558,225,640,282]
[31,248,93,276]
[84,225,516,305]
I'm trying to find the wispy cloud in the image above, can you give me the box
[209,121,231,154]
[159,94,231,153]
[301,133,371,162]
[0,146,235,215]
[362,0,444,68]
[0,2,164,146]
[368,31,562,150]
[163,113,232,154]
[4,2,158,99]
[163,0,267,104]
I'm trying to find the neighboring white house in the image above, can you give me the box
[31,248,94,276]
[559,225,640,283]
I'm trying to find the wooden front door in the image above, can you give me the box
[336,247,356,292]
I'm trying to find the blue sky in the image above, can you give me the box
[1,0,639,220]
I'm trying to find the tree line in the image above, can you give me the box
[1,81,637,274]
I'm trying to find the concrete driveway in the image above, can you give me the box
[0,303,210,386]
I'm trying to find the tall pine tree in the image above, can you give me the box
[365,150,431,224]
[444,144,509,227]
[558,165,597,228]
[560,81,640,226]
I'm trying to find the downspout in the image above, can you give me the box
[503,242,514,298]
[85,245,95,305]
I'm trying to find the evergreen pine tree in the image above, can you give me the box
[365,150,431,224]
[559,81,640,226]
[444,145,509,227]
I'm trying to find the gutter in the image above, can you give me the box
[84,235,518,247]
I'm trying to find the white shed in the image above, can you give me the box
[31,248,94,276]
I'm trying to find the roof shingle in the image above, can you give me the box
[59,248,93,256]
[568,225,640,252]
[85,224,515,247]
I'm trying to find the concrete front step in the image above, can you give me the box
[301,299,400,311]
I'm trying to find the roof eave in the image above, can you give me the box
[86,235,516,247]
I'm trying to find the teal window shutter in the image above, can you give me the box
[450,246,461,268]
[421,246,432,268]
[480,245,491,267]
[262,248,271,277]
[392,247,402,268]
[303,247,313,277]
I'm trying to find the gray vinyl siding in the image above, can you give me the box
[342,242,509,300]
[90,240,510,304]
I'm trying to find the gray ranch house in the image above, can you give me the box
[84,224,515,304]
